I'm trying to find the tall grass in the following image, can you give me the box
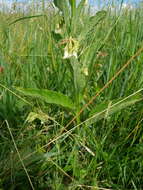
[0,0,143,189]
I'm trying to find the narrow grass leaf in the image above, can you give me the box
[88,93,143,125]
[9,15,45,25]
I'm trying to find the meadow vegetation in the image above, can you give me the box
[0,0,143,189]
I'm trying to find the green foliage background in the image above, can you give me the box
[0,0,143,189]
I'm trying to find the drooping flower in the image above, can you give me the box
[55,23,62,34]
[82,67,88,76]
[62,37,79,59]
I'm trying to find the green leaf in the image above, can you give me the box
[53,0,65,12]
[69,0,76,7]
[89,10,107,24]
[69,0,76,17]
[9,15,44,25]
[87,92,143,125]
[53,0,70,29]
[15,87,75,109]
[95,10,107,17]
[70,0,86,35]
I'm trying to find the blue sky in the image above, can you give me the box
[5,0,141,2]
[89,0,141,5]
[3,0,142,8]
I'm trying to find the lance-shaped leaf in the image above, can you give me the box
[15,87,75,109]
[87,91,143,125]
